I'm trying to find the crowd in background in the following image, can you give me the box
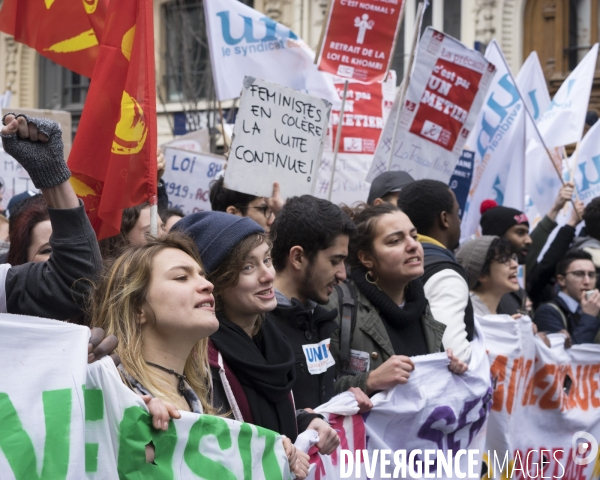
[2,113,600,478]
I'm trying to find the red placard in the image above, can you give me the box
[317,0,404,83]
[408,57,484,151]
[330,82,385,153]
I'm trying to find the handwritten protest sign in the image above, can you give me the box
[162,147,226,214]
[317,0,404,83]
[225,77,330,198]
[367,28,495,184]
[448,149,475,219]
[0,146,38,211]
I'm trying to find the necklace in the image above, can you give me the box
[146,361,187,395]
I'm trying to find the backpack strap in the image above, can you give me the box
[335,281,357,366]
[545,301,568,330]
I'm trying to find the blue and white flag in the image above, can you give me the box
[460,40,526,241]
[204,0,340,105]
[536,44,599,149]
[572,117,600,205]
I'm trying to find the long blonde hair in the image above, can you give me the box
[89,231,216,414]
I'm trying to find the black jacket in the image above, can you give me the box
[534,295,600,344]
[268,299,339,410]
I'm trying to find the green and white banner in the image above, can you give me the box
[0,315,289,480]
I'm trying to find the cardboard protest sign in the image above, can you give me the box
[317,0,404,83]
[0,146,39,211]
[367,28,495,184]
[225,77,330,198]
[161,128,211,153]
[162,146,226,214]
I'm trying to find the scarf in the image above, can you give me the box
[210,314,298,440]
[351,266,430,356]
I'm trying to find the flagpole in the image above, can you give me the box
[569,142,581,201]
[328,80,349,201]
[387,2,425,171]
[218,101,229,155]
[150,203,158,237]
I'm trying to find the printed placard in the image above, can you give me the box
[367,28,495,184]
[225,77,330,198]
[302,338,336,375]
[317,0,405,83]
[162,146,226,214]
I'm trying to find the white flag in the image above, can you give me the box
[517,52,562,218]
[536,44,599,148]
[461,40,526,241]
[572,117,600,205]
[204,0,340,105]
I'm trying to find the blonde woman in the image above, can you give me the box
[90,232,307,476]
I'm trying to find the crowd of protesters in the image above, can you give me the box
[2,113,600,477]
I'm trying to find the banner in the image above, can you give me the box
[225,77,330,199]
[460,40,526,241]
[162,147,226,214]
[316,0,404,83]
[571,119,600,205]
[536,44,599,149]
[449,149,475,219]
[367,28,495,184]
[0,314,289,479]
[203,0,339,105]
[306,325,492,479]
[479,314,600,480]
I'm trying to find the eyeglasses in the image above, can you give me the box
[494,253,519,265]
[238,205,274,220]
[564,270,597,280]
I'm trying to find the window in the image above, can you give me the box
[38,57,90,138]
[162,0,253,103]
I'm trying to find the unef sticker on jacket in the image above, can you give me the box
[302,338,336,374]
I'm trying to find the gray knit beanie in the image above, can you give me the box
[172,211,264,274]
[456,236,498,289]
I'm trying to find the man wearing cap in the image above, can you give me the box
[397,179,473,362]
[367,171,414,206]
[479,182,576,315]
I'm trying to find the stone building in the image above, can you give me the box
[0,0,598,145]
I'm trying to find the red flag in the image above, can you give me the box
[68,0,157,240]
[0,0,108,78]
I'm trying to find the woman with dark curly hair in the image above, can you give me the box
[7,194,50,266]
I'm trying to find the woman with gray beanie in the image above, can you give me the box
[456,236,520,316]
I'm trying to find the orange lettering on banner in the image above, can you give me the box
[539,364,560,410]
[490,355,508,411]
[589,364,600,408]
[506,357,521,414]
[573,365,590,410]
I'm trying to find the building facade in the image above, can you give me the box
[0,0,598,146]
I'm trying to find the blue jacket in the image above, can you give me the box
[534,295,600,344]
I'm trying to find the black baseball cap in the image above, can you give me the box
[367,171,415,205]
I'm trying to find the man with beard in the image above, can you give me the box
[267,195,372,411]
[397,180,473,363]
[479,182,575,315]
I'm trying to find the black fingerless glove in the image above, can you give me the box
[1,113,71,189]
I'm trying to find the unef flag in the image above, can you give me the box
[0,0,107,78]
[68,0,157,240]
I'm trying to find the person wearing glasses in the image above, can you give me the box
[456,236,521,317]
[209,176,283,233]
[534,249,600,345]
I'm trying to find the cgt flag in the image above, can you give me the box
[0,0,107,78]
[68,0,157,240]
